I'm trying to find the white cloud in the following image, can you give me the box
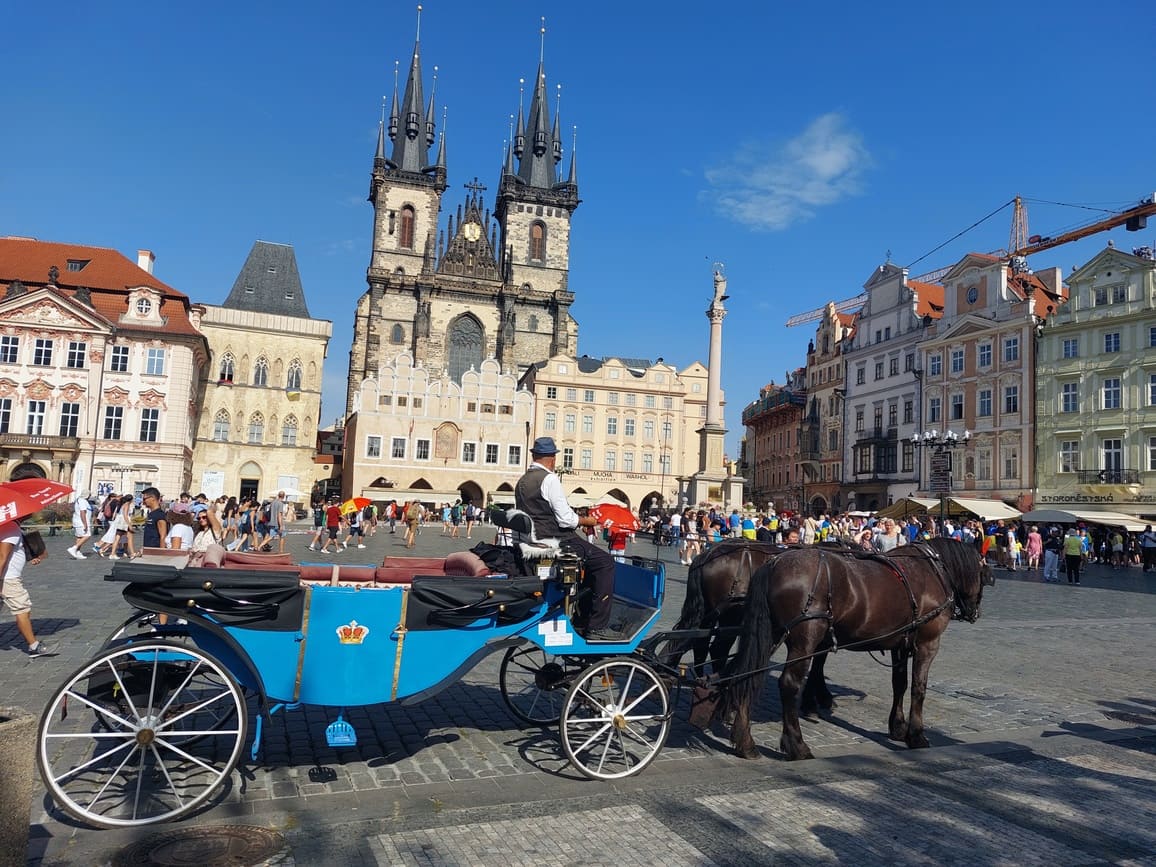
[704,113,871,231]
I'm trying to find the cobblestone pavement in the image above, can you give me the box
[10,524,1156,864]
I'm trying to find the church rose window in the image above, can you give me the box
[447,316,483,384]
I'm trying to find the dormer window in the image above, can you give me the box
[136,298,152,316]
[66,259,90,272]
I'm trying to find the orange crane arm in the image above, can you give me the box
[1012,197,1156,257]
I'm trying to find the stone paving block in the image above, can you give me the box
[367,804,713,866]
[700,777,1093,865]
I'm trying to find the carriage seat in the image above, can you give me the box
[375,550,491,585]
[490,507,561,561]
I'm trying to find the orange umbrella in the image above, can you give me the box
[0,479,73,523]
[589,503,640,532]
[341,497,372,514]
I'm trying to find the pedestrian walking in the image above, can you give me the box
[1,517,55,656]
[67,490,92,560]
[1139,525,1156,572]
[1063,528,1084,585]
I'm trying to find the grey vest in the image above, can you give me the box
[514,466,566,540]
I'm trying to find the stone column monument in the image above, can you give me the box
[682,265,745,510]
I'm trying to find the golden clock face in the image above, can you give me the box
[462,221,481,242]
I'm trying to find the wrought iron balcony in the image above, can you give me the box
[1077,469,1141,485]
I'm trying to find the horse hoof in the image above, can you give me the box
[820,697,837,711]
[888,725,907,742]
[906,733,930,749]
[736,745,760,760]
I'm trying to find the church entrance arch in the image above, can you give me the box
[238,461,261,501]
[8,462,46,481]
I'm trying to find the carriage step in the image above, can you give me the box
[325,713,357,748]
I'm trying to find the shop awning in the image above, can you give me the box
[946,497,1021,521]
[874,497,940,519]
[1020,509,1148,532]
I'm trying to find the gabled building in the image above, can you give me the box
[918,253,1065,509]
[0,238,208,496]
[1035,244,1156,514]
[842,263,944,512]
[191,241,332,502]
[799,303,854,515]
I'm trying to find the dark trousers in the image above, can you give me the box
[1144,547,1156,572]
[560,533,616,629]
[1065,554,1082,583]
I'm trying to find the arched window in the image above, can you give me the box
[247,412,264,444]
[253,357,268,387]
[212,409,230,441]
[447,315,484,384]
[281,415,298,447]
[390,324,405,344]
[399,205,416,250]
[529,221,546,261]
[286,360,302,391]
[218,353,235,383]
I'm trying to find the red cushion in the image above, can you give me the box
[374,565,434,585]
[224,551,294,567]
[444,550,490,576]
[381,556,445,570]
[298,565,335,583]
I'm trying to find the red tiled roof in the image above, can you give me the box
[0,237,182,297]
[909,280,945,318]
[0,238,203,338]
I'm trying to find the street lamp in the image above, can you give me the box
[909,428,970,527]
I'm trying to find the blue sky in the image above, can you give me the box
[4,1,1153,458]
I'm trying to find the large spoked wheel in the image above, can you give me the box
[560,657,671,780]
[499,644,574,726]
[38,640,248,829]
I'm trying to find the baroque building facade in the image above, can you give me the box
[842,263,944,512]
[346,25,579,415]
[917,253,1064,509]
[520,355,710,511]
[1035,245,1156,513]
[799,303,854,515]
[191,242,332,502]
[0,238,208,497]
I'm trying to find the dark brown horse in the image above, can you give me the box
[722,538,993,761]
[673,539,837,716]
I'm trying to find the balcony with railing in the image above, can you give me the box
[1077,469,1141,486]
[856,425,898,445]
[0,432,81,452]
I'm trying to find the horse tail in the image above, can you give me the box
[675,555,707,631]
[719,557,781,717]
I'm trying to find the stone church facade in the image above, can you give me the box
[345,25,580,416]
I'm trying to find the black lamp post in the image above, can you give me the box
[909,428,970,527]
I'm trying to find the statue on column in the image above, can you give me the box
[711,263,729,308]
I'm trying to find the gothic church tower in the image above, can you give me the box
[346,16,580,416]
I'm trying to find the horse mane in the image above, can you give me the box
[925,537,978,593]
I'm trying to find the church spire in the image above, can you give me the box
[390,7,433,174]
[516,20,556,189]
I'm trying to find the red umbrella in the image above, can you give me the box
[0,479,73,524]
[341,497,372,514]
[589,503,640,532]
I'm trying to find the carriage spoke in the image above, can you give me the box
[131,740,148,821]
[153,736,225,775]
[54,738,134,786]
[156,688,235,731]
[145,648,162,723]
[84,742,140,811]
[595,725,617,775]
[154,659,206,720]
[573,721,614,755]
[106,659,143,723]
[65,689,135,731]
[148,744,185,810]
[619,683,659,716]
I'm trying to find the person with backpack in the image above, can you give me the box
[450,501,462,538]
[306,501,326,551]
[404,500,423,548]
[342,505,366,550]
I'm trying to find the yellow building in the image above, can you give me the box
[520,354,710,511]
[191,242,332,502]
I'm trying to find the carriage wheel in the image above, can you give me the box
[37,640,248,829]
[560,657,670,780]
[101,609,186,648]
[499,644,573,726]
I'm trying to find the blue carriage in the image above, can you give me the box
[36,544,670,828]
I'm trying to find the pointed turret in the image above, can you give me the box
[388,62,400,141]
[391,38,431,173]
[513,87,526,159]
[424,66,438,148]
[517,60,556,189]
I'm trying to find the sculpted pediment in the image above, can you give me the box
[0,291,109,332]
[937,315,993,340]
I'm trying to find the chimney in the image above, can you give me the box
[137,250,155,274]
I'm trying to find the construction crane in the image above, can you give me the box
[1007,193,1155,258]
[785,192,1156,327]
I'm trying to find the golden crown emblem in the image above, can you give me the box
[336,620,369,645]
